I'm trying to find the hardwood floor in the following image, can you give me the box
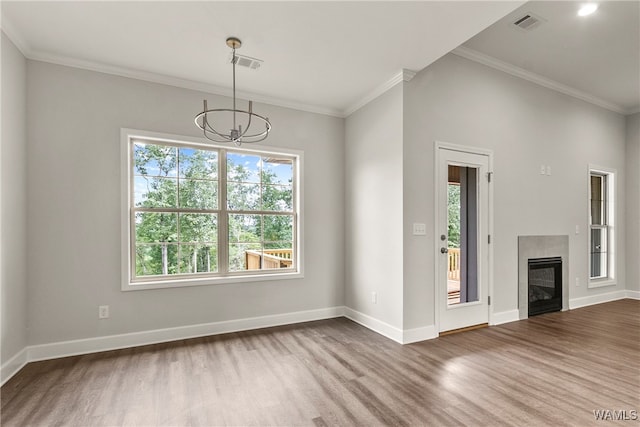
[2,299,638,426]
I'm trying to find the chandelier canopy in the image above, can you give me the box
[195,37,271,146]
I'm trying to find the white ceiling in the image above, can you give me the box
[463,1,640,114]
[2,1,637,116]
[1,1,523,117]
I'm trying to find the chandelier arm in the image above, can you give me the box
[238,112,253,139]
[196,113,226,139]
[240,132,269,143]
[203,117,229,141]
[236,112,271,140]
[237,100,255,139]
[204,121,232,140]
[241,130,269,140]
[202,122,230,141]
[202,114,209,131]
[202,116,218,133]
[244,125,269,139]
[202,100,209,131]
[244,113,271,136]
[203,128,220,143]
[195,113,233,142]
[200,101,218,139]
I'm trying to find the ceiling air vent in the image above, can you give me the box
[512,13,545,32]
[229,53,263,70]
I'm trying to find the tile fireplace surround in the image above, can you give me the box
[518,235,569,320]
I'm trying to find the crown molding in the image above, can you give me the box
[8,17,636,120]
[452,46,635,116]
[2,13,342,117]
[26,49,344,118]
[2,16,343,118]
[343,68,417,117]
[1,17,31,56]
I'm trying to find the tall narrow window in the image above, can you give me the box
[122,130,302,290]
[589,168,615,285]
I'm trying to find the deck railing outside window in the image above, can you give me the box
[448,248,460,280]
[246,249,293,270]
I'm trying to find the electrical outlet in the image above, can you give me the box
[546,165,552,176]
[372,291,377,304]
[99,305,110,319]
[540,165,546,175]
[575,277,580,287]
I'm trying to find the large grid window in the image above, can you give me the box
[589,169,615,284]
[123,132,300,289]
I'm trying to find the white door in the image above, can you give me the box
[436,145,491,333]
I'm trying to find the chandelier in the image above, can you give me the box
[195,37,272,146]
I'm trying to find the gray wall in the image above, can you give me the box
[345,84,404,329]
[626,113,640,291]
[4,43,635,354]
[402,53,627,329]
[26,61,345,345]
[1,33,28,363]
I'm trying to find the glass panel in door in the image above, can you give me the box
[447,165,479,306]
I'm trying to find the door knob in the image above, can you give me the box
[441,247,448,254]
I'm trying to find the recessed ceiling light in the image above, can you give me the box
[578,3,598,16]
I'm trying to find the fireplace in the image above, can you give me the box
[528,257,562,316]
[518,235,569,319]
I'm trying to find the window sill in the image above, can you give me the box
[588,278,616,289]
[123,271,303,291]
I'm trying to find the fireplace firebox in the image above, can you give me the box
[528,257,562,316]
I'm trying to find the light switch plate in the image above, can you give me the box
[413,223,427,235]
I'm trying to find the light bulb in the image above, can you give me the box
[578,3,598,16]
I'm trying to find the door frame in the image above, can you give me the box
[433,141,494,334]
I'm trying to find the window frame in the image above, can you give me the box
[588,165,616,288]
[121,128,304,291]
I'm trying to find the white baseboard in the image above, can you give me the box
[27,306,344,363]
[342,307,403,344]
[1,306,343,385]
[626,290,640,300]
[402,325,438,344]
[1,347,28,386]
[569,290,627,309]
[6,293,638,386]
[342,310,439,344]
[491,309,520,326]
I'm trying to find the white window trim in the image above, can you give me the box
[120,128,304,291]
[587,164,616,289]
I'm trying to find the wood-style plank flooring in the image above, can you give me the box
[1,299,639,426]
